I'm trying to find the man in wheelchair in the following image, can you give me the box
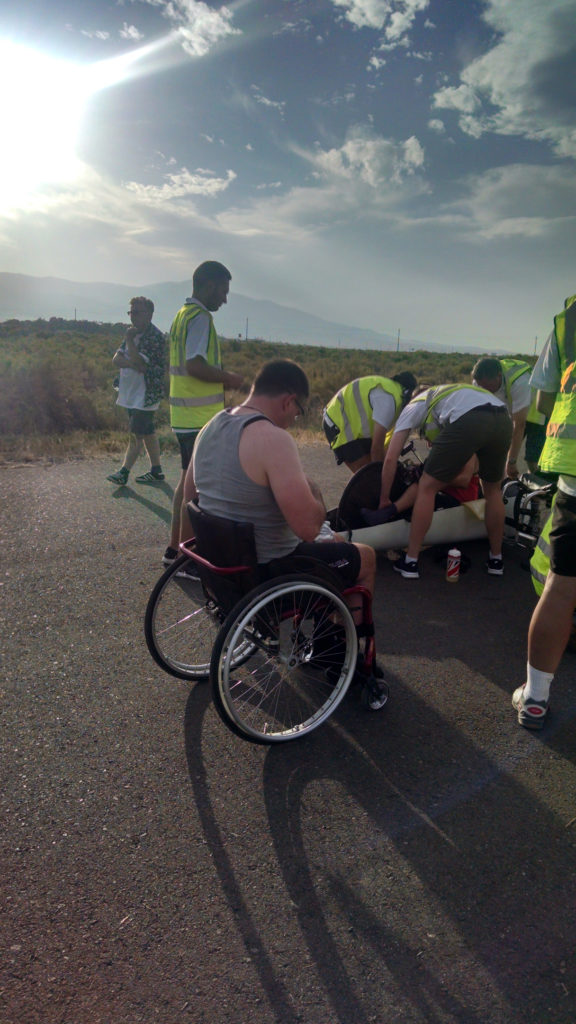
[190,358,380,679]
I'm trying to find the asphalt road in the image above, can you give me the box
[2,448,576,1024]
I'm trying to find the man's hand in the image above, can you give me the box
[506,458,519,479]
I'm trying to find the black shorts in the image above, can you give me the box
[262,540,361,589]
[331,438,371,467]
[424,406,512,484]
[175,430,200,470]
[127,408,155,436]
[550,490,576,577]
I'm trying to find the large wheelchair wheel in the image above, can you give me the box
[210,575,358,744]
[144,555,223,680]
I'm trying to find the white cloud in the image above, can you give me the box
[331,0,429,46]
[80,29,110,40]
[432,0,576,157]
[124,166,237,202]
[457,163,576,239]
[120,23,145,41]
[141,0,240,57]
[427,118,445,134]
[311,128,425,187]
[250,85,286,117]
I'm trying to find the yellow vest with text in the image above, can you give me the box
[325,376,404,448]
[169,303,224,429]
[416,383,491,442]
[538,294,576,475]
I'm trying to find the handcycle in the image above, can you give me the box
[145,502,388,744]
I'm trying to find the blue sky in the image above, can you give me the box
[0,0,574,352]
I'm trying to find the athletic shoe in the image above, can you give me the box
[135,470,165,483]
[486,556,504,575]
[107,468,129,485]
[512,685,549,730]
[393,553,420,579]
[162,546,178,567]
[363,679,390,711]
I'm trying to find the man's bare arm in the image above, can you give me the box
[379,428,410,506]
[185,355,243,389]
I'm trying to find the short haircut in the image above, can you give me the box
[472,357,501,381]
[192,261,232,291]
[392,371,417,400]
[130,296,154,315]
[253,359,310,399]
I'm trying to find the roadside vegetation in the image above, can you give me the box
[0,317,536,462]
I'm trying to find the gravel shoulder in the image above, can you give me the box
[2,450,576,1024]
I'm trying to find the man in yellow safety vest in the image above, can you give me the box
[512,294,576,729]
[472,356,532,479]
[163,261,244,567]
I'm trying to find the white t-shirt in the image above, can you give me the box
[184,297,212,361]
[530,330,576,496]
[395,387,504,434]
[370,388,397,429]
[117,335,158,411]
[493,372,531,415]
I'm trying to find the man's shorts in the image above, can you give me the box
[264,540,361,589]
[424,405,512,484]
[127,408,155,436]
[550,490,576,577]
[323,415,371,466]
[175,430,200,470]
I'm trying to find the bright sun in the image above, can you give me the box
[0,40,94,209]
[0,38,157,213]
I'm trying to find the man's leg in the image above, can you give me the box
[481,479,505,559]
[406,473,445,560]
[528,572,576,672]
[142,432,162,470]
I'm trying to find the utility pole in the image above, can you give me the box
[396,328,400,352]
[245,318,249,342]
[533,335,538,356]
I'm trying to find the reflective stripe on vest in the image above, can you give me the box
[169,303,224,429]
[530,498,555,596]
[499,358,531,409]
[324,377,404,447]
[420,383,491,442]
[538,295,576,475]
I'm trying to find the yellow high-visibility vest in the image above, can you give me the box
[538,295,576,475]
[169,303,224,429]
[324,376,404,448]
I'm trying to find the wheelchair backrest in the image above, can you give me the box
[186,501,259,612]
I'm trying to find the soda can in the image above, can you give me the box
[446,547,461,582]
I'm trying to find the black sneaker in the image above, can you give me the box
[393,553,420,579]
[107,468,129,485]
[486,556,504,576]
[135,470,165,483]
[162,546,178,567]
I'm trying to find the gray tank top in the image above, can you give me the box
[193,409,299,563]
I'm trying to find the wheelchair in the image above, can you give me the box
[145,502,388,744]
[501,472,556,549]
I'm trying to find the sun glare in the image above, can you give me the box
[0,37,173,213]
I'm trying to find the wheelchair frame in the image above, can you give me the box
[144,504,388,744]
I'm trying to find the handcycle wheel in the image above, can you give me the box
[210,574,358,744]
[144,555,223,680]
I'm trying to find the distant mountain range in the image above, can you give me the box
[0,272,496,354]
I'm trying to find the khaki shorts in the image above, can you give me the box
[424,405,512,484]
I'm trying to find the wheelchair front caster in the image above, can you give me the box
[361,677,390,711]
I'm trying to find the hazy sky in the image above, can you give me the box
[0,0,574,351]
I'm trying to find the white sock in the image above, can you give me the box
[405,555,417,564]
[489,552,501,561]
[524,663,553,702]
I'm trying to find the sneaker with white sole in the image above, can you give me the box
[135,470,165,483]
[512,685,549,730]
[162,546,178,567]
[107,468,129,485]
[393,553,420,579]
[486,556,504,575]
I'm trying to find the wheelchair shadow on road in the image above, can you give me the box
[110,482,173,525]
[183,671,576,1024]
